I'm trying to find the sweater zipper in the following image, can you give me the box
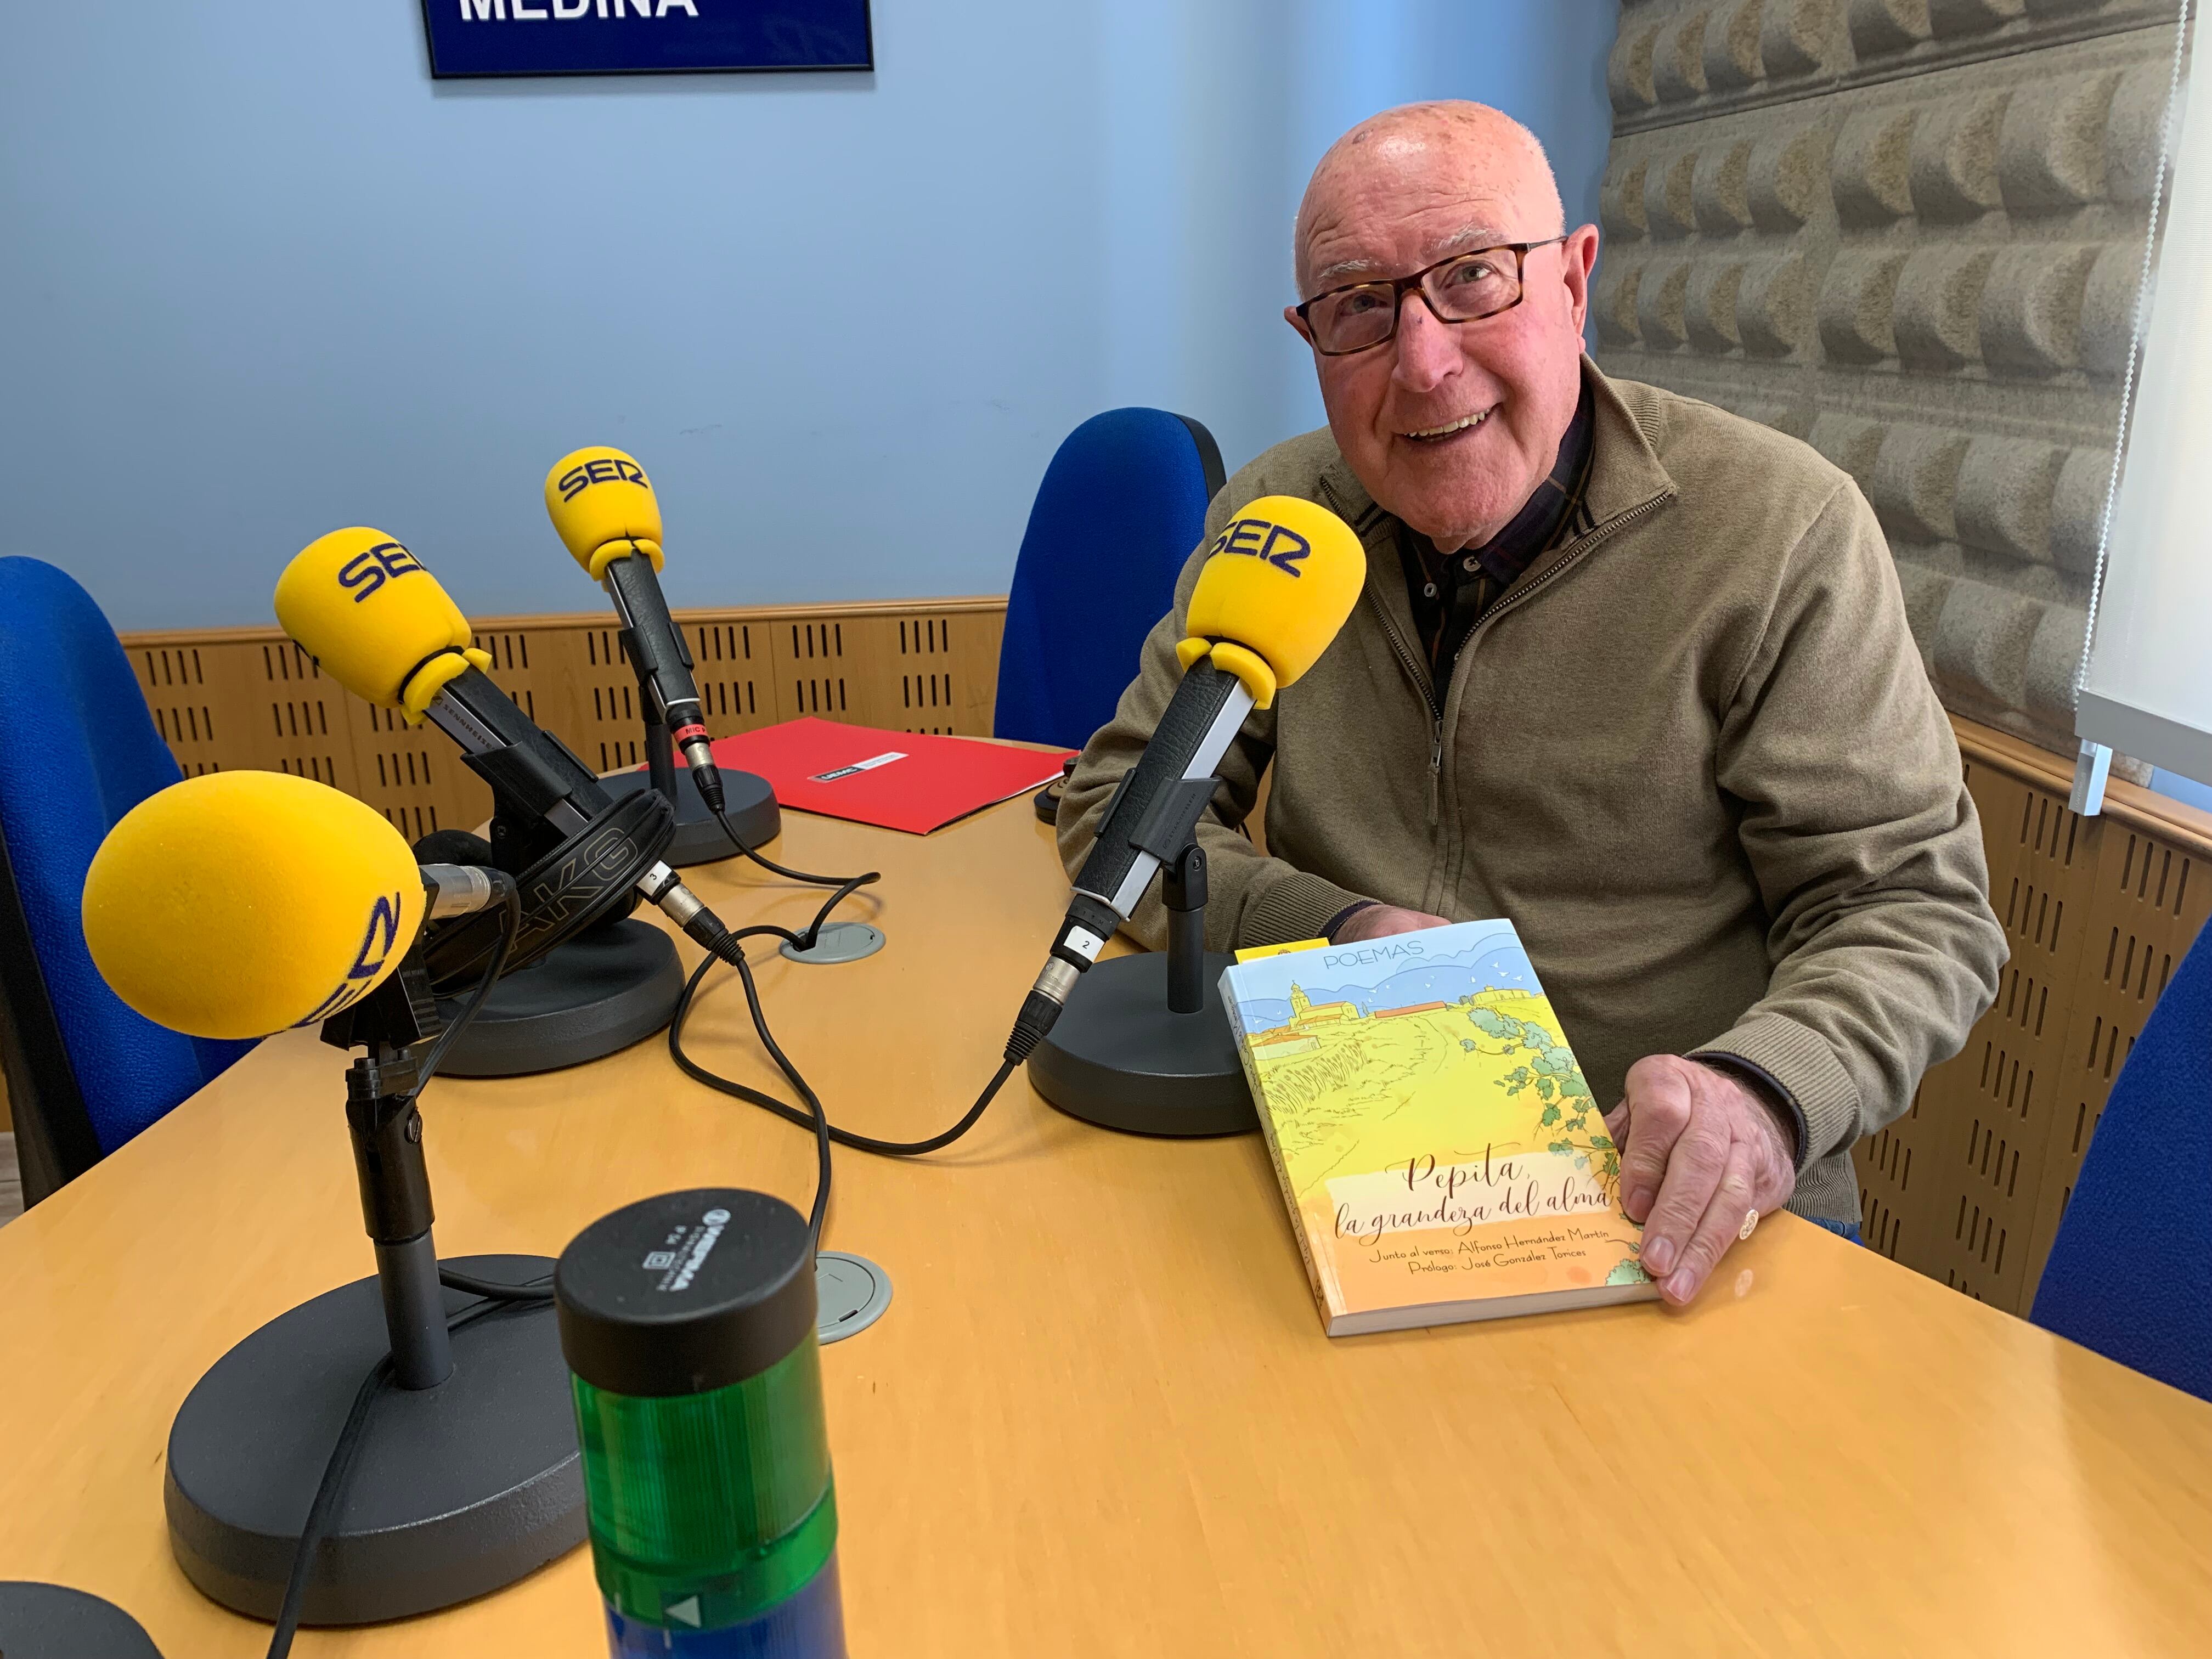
[1465,489,1674,637]
[1362,488,1677,827]
[1363,590,1447,824]
[1319,475,1454,826]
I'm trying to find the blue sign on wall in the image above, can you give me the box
[420,1,872,78]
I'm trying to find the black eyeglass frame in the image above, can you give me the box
[1293,236,1570,357]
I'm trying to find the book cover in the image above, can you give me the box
[1219,921,1656,1335]
[699,718,1073,835]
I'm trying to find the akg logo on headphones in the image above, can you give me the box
[556,457,650,504]
[1209,517,1310,576]
[295,892,405,1026]
[336,541,424,605]
[521,823,641,942]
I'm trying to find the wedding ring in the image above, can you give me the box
[1738,1208,1760,1242]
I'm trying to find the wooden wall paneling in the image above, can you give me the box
[570,622,652,776]
[844,612,953,735]
[471,623,561,740]
[1853,1084,1938,1274]
[129,638,242,780]
[835,603,1003,737]
[467,621,622,779]
[887,612,959,735]
[344,700,473,846]
[1857,725,2212,1317]
[771,614,856,726]
[121,602,1012,804]
[467,617,658,781]
[950,607,1003,736]
[2023,821,2212,1296]
[253,639,362,795]
[1911,763,2098,1309]
[682,617,777,741]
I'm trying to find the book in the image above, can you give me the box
[1218,920,1656,1335]
[700,718,1074,836]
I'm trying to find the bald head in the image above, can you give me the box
[1295,103,1565,296]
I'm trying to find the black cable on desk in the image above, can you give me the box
[701,936,835,1251]
[686,805,1015,1154]
[668,947,1019,1177]
[263,1288,553,1659]
[712,804,878,954]
[436,1267,555,1304]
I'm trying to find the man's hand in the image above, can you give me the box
[1604,1056,1796,1305]
[1331,904,1449,943]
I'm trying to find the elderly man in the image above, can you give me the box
[1059,102,2005,1305]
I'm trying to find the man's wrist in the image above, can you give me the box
[1686,1051,1805,1164]
[1322,901,1379,944]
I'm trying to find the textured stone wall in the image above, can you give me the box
[1593,0,2189,758]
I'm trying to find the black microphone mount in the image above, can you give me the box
[600,551,721,808]
[163,916,585,1627]
[405,662,748,1074]
[588,555,783,868]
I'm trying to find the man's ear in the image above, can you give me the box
[1284,305,1314,343]
[1560,224,1599,337]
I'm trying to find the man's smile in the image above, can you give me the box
[1400,407,1493,442]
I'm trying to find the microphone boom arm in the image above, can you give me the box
[600,553,726,812]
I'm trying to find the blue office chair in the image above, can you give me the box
[0,557,254,1205]
[995,408,1227,754]
[2030,912,2212,1402]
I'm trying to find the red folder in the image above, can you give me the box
[704,718,1075,835]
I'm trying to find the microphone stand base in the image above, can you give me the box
[0,1583,163,1658]
[1028,951,1256,1137]
[599,766,780,867]
[165,1254,581,1629]
[433,918,684,1077]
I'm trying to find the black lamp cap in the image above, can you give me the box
[556,1188,815,1398]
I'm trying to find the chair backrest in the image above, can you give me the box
[0,557,253,1204]
[995,408,1226,753]
[2030,911,2212,1402]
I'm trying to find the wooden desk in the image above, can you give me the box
[3,800,2210,1657]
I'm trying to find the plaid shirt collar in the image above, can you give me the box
[1396,382,1596,676]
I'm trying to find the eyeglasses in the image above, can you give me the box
[1293,238,1568,357]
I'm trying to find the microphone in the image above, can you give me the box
[272,530,749,971]
[80,771,514,1040]
[84,771,597,1618]
[544,447,726,815]
[1006,495,1365,1060]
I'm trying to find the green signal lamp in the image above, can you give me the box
[556,1190,846,1657]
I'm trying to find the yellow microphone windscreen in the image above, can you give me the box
[83,771,428,1041]
[273,529,489,722]
[1176,496,1366,707]
[546,447,664,580]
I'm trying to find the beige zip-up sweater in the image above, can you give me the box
[1058,363,2006,1225]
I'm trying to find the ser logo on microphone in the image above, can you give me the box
[1209,517,1310,576]
[336,541,425,605]
[295,891,407,1026]
[556,456,650,503]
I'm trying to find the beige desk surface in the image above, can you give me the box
[3,799,2210,1657]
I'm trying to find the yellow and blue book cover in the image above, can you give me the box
[1220,920,1656,1335]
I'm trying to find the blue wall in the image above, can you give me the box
[0,2,1614,629]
